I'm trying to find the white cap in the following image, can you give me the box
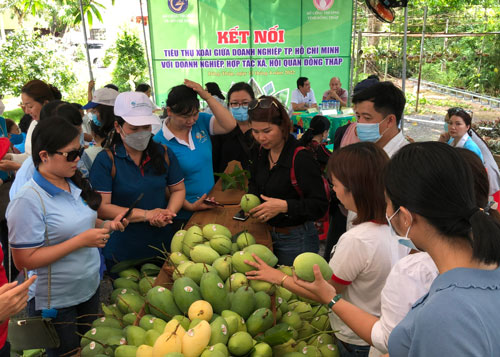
[82,87,119,109]
[113,92,161,126]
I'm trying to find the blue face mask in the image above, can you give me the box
[444,122,448,132]
[9,133,24,145]
[89,112,101,127]
[231,107,249,122]
[356,117,388,143]
[386,207,419,251]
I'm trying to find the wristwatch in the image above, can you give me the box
[327,294,342,308]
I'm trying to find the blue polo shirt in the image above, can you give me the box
[388,266,500,356]
[6,170,100,310]
[89,142,184,262]
[153,112,215,220]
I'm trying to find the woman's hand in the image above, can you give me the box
[244,254,285,285]
[438,132,450,143]
[0,160,21,172]
[149,208,177,227]
[77,228,111,248]
[184,79,211,101]
[186,194,218,212]
[103,213,128,232]
[249,195,287,222]
[293,264,337,305]
[0,275,37,322]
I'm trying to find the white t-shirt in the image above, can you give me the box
[291,88,317,106]
[369,252,438,355]
[329,222,409,345]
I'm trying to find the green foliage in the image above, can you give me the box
[0,30,77,96]
[106,30,149,92]
[2,108,24,123]
[214,165,250,192]
[473,119,500,154]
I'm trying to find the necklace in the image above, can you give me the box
[268,152,278,167]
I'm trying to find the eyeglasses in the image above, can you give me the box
[248,98,279,111]
[229,102,250,109]
[54,147,84,162]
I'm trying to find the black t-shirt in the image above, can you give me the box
[211,125,255,174]
[248,135,329,227]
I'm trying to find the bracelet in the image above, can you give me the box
[143,210,148,222]
[327,294,342,309]
[280,274,289,287]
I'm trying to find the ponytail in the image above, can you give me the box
[298,128,315,146]
[469,209,500,264]
[72,170,102,210]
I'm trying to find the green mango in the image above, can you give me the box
[278,265,293,276]
[113,277,139,291]
[297,322,315,340]
[201,351,226,357]
[92,316,122,329]
[106,334,127,347]
[280,311,302,330]
[249,279,275,294]
[251,342,273,357]
[118,268,141,281]
[81,341,112,356]
[189,318,203,329]
[172,260,195,280]
[212,256,232,281]
[102,303,123,319]
[231,250,256,273]
[146,285,181,320]
[80,326,123,347]
[225,272,248,292]
[276,286,294,302]
[293,253,333,282]
[182,225,204,257]
[209,316,229,345]
[202,343,229,357]
[171,229,187,252]
[172,315,191,330]
[144,329,161,346]
[111,287,140,304]
[310,315,330,331]
[125,325,146,346]
[172,276,202,313]
[164,353,185,357]
[230,286,256,320]
[114,345,138,357]
[200,272,231,314]
[210,236,233,255]
[291,301,313,320]
[202,223,232,240]
[244,244,278,267]
[138,276,156,295]
[231,242,239,254]
[254,291,272,309]
[272,338,297,357]
[246,308,274,337]
[116,293,145,314]
[236,232,256,250]
[122,312,138,326]
[221,310,245,336]
[139,314,157,330]
[170,251,190,266]
[319,344,340,357]
[191,245,221,264]
[152,317,167,333]
[307,333,335,347]
[228,331,254,356]
[185,262,216,284]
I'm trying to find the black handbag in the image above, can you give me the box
[8,187,61,351]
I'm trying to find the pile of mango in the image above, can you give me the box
[80,224,339,357]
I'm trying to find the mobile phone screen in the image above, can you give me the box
[233,209,249,221]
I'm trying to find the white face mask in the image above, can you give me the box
[386,207,419,251]
[0,100,5,116]
[121,127,151,152]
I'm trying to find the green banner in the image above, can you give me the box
[147,0,353,107]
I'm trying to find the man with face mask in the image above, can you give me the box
[352,82,409,158]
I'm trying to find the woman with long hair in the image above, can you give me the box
[7,117,126,356]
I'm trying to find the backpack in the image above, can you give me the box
[290,146,331,202]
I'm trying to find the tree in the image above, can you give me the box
[0,30,77,96]
[105,29,149,92]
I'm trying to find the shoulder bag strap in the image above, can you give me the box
[160,144,170,166]
[104,148,116,179]
[290,146,307,197]
[28,187,51,309]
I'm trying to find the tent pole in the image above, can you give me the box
[401,5,409,134]
[78,0,94,82]
[348,0,359,106]
[139,0,155,102]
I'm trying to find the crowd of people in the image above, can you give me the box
[0,74,498,356]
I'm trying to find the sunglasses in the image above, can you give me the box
[54,147,84,162]
[248,98,280,111]
[448,107,473,116]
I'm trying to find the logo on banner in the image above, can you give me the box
[313,0,334,11]
[168,0,188,14]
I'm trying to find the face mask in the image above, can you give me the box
[444,122,448,132]
[231,107,249,122]
[121,127,151,151]
[386,207,419,251]
[79,132,85,146]
[0,100,4,115]
[356,117,388,143]
[9,133,24,145]
[89,112,101,127]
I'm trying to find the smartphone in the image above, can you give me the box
[121,193,144,222]
[233,209,249,221]
[203,198,224,207]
